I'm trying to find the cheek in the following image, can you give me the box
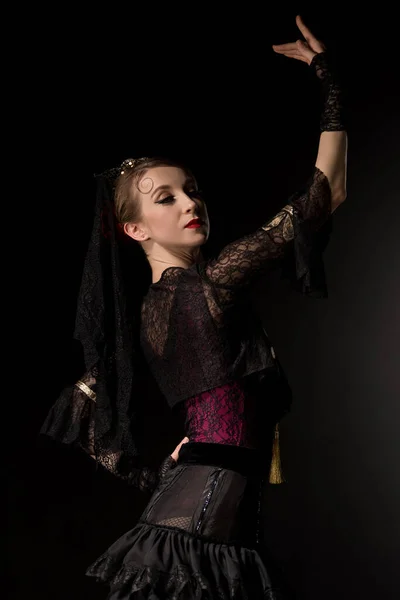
[152,212,176,235]
[148,210,166,227]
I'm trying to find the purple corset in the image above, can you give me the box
[183,380,258,449]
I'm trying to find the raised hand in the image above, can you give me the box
[272,15,326,65]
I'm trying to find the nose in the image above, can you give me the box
[184,193,201,212]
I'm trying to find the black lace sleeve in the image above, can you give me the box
[200,166,332,303]
[39,367,177,494]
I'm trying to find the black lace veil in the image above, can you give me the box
[40,163,153,476]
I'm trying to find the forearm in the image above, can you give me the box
[315,131,348,210]
[311,52,348,212]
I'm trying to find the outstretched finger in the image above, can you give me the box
[295,15,314,44]
[272,48,300,56]
[272,48,309,63]
[272,42,298,52]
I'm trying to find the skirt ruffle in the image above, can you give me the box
[86,520,285,599]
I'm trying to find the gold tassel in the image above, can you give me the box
[269,422,285,484]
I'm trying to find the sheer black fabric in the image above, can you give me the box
[40,174,159,485]
[310,51,346,132]
[40,161,334,598]
[200,167,331,297]
[41,164,332,493]
[140,166,332,409]
[86,442,292,599]
[39,363,178,493]
[40,366,98,457]
[72,175,140,468]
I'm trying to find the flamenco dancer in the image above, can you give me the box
[41,15,347,599]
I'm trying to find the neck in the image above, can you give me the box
[151,249,204,284]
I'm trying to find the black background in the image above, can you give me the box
[8,3,400,599]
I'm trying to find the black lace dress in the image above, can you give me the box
[79,166,332,599]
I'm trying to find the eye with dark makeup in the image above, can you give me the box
[156,189,203,204]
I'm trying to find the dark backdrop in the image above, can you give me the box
[8,4,399,599]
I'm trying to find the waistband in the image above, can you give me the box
[176,441,266,478]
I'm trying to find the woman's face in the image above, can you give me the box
[124,166,209,252]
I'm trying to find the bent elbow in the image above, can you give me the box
[335,190,347,204]
[331,189,347,213]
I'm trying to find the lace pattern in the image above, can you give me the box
[200,166,331,307]
[41,165,332,497]
[184,380,257,448]
[40,366,177,493]
[140,166,332,408]
[310,51,346,131]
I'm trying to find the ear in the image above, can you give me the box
[123,222,149,242]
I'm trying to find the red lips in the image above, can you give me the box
[185,217,202,227]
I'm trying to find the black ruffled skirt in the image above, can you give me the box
[86,442,291,599]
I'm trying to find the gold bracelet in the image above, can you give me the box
[75,380,97,402]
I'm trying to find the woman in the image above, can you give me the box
[40,15,347,599]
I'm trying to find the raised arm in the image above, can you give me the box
[200,16,347,298]
[273,15,347,208]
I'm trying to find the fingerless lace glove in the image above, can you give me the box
[310,51,346,132]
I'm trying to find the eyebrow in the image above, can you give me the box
[151,184,170,199]
[151,177,196,199]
